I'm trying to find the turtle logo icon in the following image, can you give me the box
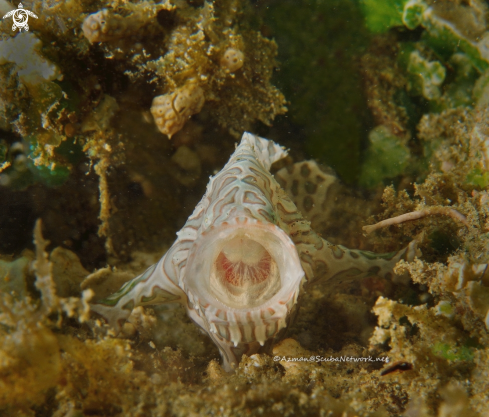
[2,3,38,32]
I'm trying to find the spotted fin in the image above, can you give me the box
[275,161,418,284]
[285,213,417,285]
[306,239,417,286]
[90,252,185,332]
[275,161,341,230]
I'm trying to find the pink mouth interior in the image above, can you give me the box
[208,235,281,308]
[216,250,272,288]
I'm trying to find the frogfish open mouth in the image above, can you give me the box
[91,132,416,371]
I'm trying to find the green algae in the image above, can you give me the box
[359,0,489,75]
[466,167,489,189]
[432,342,475,362]
[406,49,446,101]
[359,0,489,73]
[359,125,410,188]
[359,0,407,33]
[263,0,371,184]
[356,0,489,188]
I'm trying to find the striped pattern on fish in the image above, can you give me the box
[91,132,416,371]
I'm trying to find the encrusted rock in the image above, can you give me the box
[83,9,124,43]
[272,338,316,378]
[0,254,33,298]
[220,48,244,73]
[81,94,119,132]
[82,9,147,43]
[50,247,89,298]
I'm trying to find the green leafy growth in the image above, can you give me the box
[402,0,426,30]
[433,53,479,112]
[359,125,410,188]
[436,301,453,317]
[466,167,489,189]
[359,0,489,72]
[358,0,407,33]
[358,0,426,32]
[432,342,474,362]
[422,18,489,73]
[399,45,478,113]
[406,50,446,101]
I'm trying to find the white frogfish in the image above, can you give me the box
[91,133,415,371]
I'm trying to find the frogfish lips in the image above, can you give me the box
[180,218,304,370]
[183,218,304,315]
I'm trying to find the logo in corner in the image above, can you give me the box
[2,3,38,32]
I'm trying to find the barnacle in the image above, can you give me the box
[150,83,205,138]
[82,5,165,44]
[220,48,244,73]
[82,9,126,43]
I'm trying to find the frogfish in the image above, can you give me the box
[91,133,415,371]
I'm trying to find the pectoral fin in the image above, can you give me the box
[301,239,418,286]
[90,255,184,332]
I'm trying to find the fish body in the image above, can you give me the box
[92,133,415,371]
